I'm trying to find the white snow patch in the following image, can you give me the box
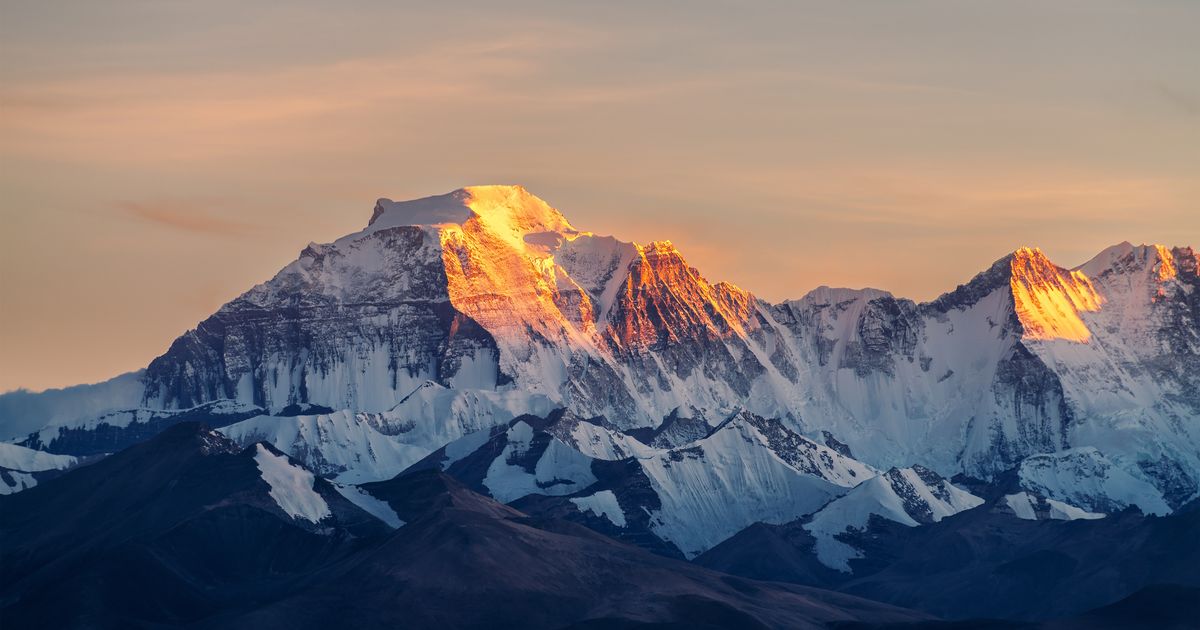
[1004,492,1039,520]
[570,490,627,527]
[254,444,331,523]
[333,483,404,528]
[1046,497,1105,520]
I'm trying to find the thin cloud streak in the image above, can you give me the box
[120,200,257,237]
[1155,83,1200,116]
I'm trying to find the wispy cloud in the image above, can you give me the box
[119,200,256,236]
[0,27,612,165]
[1155,83,1199,116]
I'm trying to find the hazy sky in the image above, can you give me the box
[1,1,1197,392]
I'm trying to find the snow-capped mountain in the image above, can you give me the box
[801,466,984,571]
[1,186,1196,520]
[636,413,875,557]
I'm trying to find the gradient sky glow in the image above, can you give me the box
[1,0,1198,392]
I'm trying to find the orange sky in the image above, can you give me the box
[1,1,1198,392]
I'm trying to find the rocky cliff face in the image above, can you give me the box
[142,223,502,413]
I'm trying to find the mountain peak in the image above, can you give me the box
[1007,246,1102,343]
[1075,241,1136,278]
[1076,242,1183,284]
[368,189,473,228]
[1008,245,1063,279]
[366,186,578,257]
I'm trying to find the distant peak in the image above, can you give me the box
[795,286,894,305]
[1075,242,1181,282]
[926,245,1103,342]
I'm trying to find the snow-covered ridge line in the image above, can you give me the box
[1,186,1196,524]
[0,442,77,472]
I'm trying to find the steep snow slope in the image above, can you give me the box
[331,483,404,528]
[803,466,984,571]
[254,444,332,523]
[640,413,876,557]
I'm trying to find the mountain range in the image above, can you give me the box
[2,185,1197,627]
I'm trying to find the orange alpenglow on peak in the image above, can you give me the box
[607,239,756,349]
[460,185,574,230]
[368,185,577,245]
[1008,246,1103,343]
[1153,244,1178,282]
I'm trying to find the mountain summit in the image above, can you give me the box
[367,185,578,239]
